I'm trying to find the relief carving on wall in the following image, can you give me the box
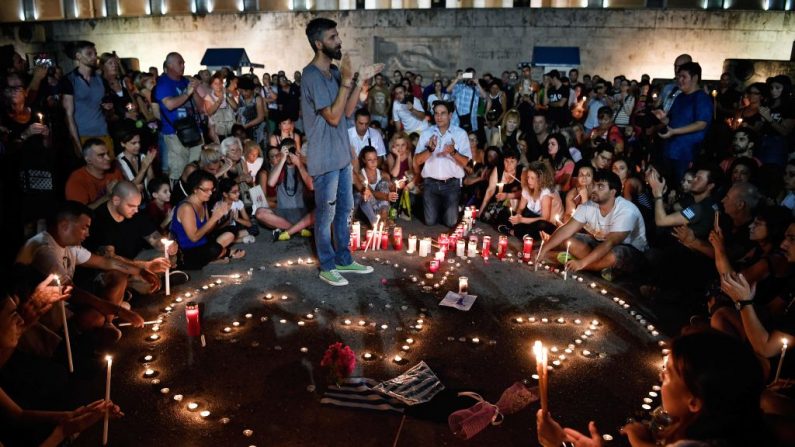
[375,36,460,77]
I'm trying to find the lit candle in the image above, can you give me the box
[419,237,432,257]
[161,238,173,296]
[187,402,199,411]
[434,250,445,262]
[363,352,373,360]
[481,235,492,259]
[496,182,504,194]
[455,239,466,257]
[393,226,403,250]
[55,275,74,373]
[407,234,417,253]
[774,338,789,383]
[467,235,478,257]
[102,355,112,446]
[522,236,534,262]
[429,260,440,273]
[563,241,571,281]
[200,410,211,418]
[458,276,468,295]
[351,221,361,251]
[533,341,549,414]
[186,302,200,337]
[534,239,545,272]
[393,355,403,363]
[497,235,508,260]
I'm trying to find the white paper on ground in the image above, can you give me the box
[439,291,477,311]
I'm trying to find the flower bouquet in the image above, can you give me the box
[320,342,356,387]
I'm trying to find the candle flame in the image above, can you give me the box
[783,338,789,348]
[105,355,113,363]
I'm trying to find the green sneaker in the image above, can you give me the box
[557,252,575,264]
[319,270,348,286]
[335,261,374,274]
[278,231,291,241]
[300,229,312,238]
[601,268,614,282]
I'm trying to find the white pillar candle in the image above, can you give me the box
[161,238,173,296]
[419,238,432,257]
[102,356,112,445]
[774,338,789,383]
[407,235,417,253]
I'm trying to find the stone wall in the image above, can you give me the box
[3,8,794,81]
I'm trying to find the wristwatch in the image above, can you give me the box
[734,299,754,311]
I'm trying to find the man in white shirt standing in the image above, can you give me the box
[538,170,648,280]
[348,108,386,168]
[413,101,471,227]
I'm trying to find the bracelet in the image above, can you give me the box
[654,196,663,200]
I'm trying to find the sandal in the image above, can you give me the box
[229,248,246,260]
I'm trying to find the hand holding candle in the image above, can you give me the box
[55,275,74,373]
[102,355,113,445]
[533,341,549,414]
[773,338,789,384]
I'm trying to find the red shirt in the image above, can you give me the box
[65,166,124,205]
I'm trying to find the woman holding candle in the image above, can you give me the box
[0,282,123,446]
[172,170,244,269]
[537,331,771,447]
[479,146,523,225]
[386,132,416,221]
[1,82,57,242]
[354,146,398,227]
[508,161,561,240]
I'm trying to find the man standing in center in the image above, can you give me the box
[414,100,472,227]
[301,18,380,286]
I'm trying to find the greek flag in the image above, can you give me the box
[373,361,445,406]
[321,378,405,413]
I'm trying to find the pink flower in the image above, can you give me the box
[321,342,356,383]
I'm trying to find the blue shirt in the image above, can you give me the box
[60,69,108,137]
[450,83,480,131]
[665,90,712,161]
[154,75,193,135]
[300,64,352,177]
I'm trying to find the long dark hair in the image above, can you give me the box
[542,132,570,170]
[672,331,770,446]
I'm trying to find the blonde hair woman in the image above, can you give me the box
[507,160,562,240]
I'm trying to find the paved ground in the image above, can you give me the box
[72,221,690,447]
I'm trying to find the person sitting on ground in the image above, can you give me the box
[354,146,398,227]
[587,106,624,155]
[707,207,791,335]
[537,331,772,447]
[728,156,759,187]
[720,223,795,445]
[719,128,761,173]
[211,177,256,244]
[647,164,720,242]
[507,160,562,240]
[255,138,314,241]
[541,132,575,193]
[219,136,254,203]
[268,116,302,156]
[479,146,523,226]
[115,127,156,193]
[145,176,173,233]
[538,170,648,279]
[65,138,124,209]
[574,142,614,178]
[169,161,198,205]
[0,283,123,447]
[82,181,177,295]
[171,170,243,269]
[15,201,147,354]
[198,145,232,179]
[564,164,594,220]
[243,139,263,180]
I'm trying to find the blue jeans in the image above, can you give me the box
[313,165,354,272]
[423,178,461,227]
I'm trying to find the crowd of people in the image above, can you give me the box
[0,19,794,445]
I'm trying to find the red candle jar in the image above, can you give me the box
[439,234,449,251]
[481,235,492,257]
[429,260,440,273]
[393,226,403,250]
[471,208,479,219]
[186,302,201,337]
[380,231,389,250]
[497,235,508,259]
[448,234,457,252]
[522,236,534,261]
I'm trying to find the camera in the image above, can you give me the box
[462,72,474,80]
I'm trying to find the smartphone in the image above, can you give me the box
[462,72,473,79]
[34,56,53,68]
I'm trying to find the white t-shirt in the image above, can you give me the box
[392,98,428,134]
[16,231,92,280]
[246,157,264,178]
[522,188,563,218]
[415,125,472,181]
[348,126,387,157]
[249,185,269,213]
[572,197,648,251]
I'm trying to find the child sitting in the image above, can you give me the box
[212,177,256,243]
[145,176,173,233]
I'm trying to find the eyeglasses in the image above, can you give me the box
[197,186,214,193]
